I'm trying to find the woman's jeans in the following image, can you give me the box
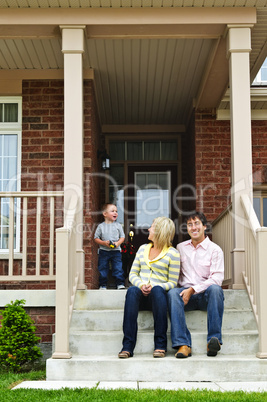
[121,285,168,355]
[167,285,224,348]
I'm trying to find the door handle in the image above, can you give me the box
[129,230,134,242]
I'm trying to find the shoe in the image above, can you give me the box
[118,351,131,358]
[153,350,166,358]
[175,345,192,358]
[99,286,107,290]
[207,337,221,356]
[117,284,125,290]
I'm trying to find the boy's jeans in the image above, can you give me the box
[168,284,224,348]
[121,285,168,355]
[98,249,124,287]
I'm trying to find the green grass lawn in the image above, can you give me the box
[1,369,267,401]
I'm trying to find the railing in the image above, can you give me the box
[0,191,64,281]
[212,204,233,287]
[52,194,85,359]
[241,194,267,358]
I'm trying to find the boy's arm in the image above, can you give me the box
[114,236,125,248]
[94,238,110,248]
[94,225,110,248]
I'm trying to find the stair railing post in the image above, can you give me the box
[256,227,267,358]
[52,227,72,359]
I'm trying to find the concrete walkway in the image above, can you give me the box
[12,381,267,392]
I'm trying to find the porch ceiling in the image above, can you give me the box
[0,2,267,130]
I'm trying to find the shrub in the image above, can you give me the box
[0,299,43,372]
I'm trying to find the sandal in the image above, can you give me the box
[153,350,166,358]
[118,351,131,359]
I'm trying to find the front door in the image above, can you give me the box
[126,164,178,250]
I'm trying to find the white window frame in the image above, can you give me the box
[252,57,267,85]
[0,97,22,253]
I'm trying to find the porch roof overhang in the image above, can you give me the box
[0,2,267,132]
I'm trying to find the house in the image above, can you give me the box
[1,0,267,377]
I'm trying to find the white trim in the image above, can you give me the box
[217,109,267,121]
[0,96,22,253]
[0,290,56,307]
[0,96,22,130]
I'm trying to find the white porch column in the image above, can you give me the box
[227,25,253,289]
[61,26,86,288]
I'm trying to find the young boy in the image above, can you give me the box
[94,203,125,290]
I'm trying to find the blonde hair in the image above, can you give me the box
[152,217,175,249]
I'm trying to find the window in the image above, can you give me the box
[252,57,267,85]
[109,140,178,161]
[135,172,171,227]
[0,97,22,252]
[253,191,267,226]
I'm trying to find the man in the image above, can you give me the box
[168,211,224,358]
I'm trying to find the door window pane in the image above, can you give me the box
[135,172,170,227]
[109,142,125,161]
[109,140,178,161]
[127,142,142,160]
[253,197,261,222]
[147,174,157,187]
[144,142,160,160]
[109,165,124,185]
[0,134,19,250]
[4,104,18,122]
[4,134,17,155]
[162,142,177,160]
[109,165,124,226]
[136,174,146,189]
[263,198,267,227]
[158,173,168,189]
[0,103,18,123]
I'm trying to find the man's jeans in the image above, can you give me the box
[167,285,224,348]
[98,250,124,287]
[121,285,168,355]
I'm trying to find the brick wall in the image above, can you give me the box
[0,79,103,350]
[195,109,231,223]
[252,120,267,184]
[22,80,64,192]
[194,109,267,223]
[20,79,103,290]
[0,81,65,289]
[25,307,55,343]
[83,81,103,289]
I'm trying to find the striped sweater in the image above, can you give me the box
[129,243,180,292]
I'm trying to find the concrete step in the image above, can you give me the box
[46,354,267,382]
[74,289,252,311]
[69,330,258,356]
[70,308,257,332]
[47,289,261,383]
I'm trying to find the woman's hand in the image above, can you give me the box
[141,284,152,296]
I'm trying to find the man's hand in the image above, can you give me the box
[141,284,152,296]
[180,287,194,306]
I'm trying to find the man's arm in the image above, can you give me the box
[180,287,194,305]
[193,247,224,294]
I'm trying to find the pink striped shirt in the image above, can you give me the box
[176,236,224,294]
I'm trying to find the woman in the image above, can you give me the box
[118,216,180,358]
